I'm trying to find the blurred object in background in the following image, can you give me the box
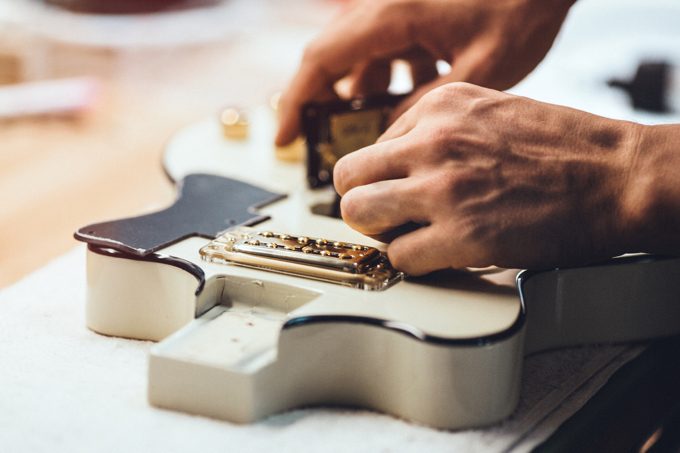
[0,49,21,85]
[0,0,335,288]
[0,23,26,84]
[0,77,100,120]
[510,0,680,125]
[608,61,679,113]
[0,16,100,121]
[45,0,220,14]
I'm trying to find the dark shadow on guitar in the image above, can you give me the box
[407,268,517,297]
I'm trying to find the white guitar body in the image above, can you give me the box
[78,107,680,430]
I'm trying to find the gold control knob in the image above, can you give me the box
[220,107,249,140]
[275,136,305,162]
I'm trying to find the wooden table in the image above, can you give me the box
[0,83,174,287]
[0,0,333,288]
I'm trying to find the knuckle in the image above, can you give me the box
[424,82,478,108]
[418,84,477,118]
[417,125,457,162]
[457,216,495,255]
[439,168,461,193]
[427,168,464,205]
[442,81,478,97]
[430,124,455,151]
[420,86,444,108]
[465,94,500,118]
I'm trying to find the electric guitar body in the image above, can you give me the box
[76,107,680,429]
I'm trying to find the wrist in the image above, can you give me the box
[619,123,680,254]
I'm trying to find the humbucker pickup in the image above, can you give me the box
[199,228,404,290]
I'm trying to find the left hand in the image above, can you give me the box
[275,0,575,147]
[334,83,643,274]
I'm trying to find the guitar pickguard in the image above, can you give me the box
[75,173,284,256]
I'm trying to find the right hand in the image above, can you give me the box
[334,82,643,274]
[276,0,576,146]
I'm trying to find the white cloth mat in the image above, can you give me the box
[4,0,677,450]
[0,247,642,452]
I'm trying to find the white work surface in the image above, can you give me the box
[0,247,641,453]
[2,0,679,451]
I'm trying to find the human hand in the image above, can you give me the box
[334,83,644,274]
[276,0,576,146]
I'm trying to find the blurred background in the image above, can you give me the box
[0,0,340,287]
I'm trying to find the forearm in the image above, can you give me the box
[623,124,680,255]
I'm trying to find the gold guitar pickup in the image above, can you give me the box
[200,228,404,290]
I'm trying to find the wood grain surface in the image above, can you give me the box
[0,63,176,288]
[0,2,332,288]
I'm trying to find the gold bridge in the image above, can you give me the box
[200,228,403,290]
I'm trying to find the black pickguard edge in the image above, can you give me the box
[74,174,285,256]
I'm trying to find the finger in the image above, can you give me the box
[387,225,453,276]
[349,59,392,97]
[275,7,414,146]
[333,136,411,196]
[276,66,338,146]
[340,178,430,235]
